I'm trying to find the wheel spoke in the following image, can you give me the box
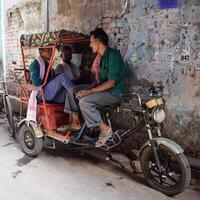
[150,165,164,184]
[150,164,159,175]
[149,155,180,186]
[165,173,178,184]
[150,167,178,186]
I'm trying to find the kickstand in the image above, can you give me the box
[105,153,125,169]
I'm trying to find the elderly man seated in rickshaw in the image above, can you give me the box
[55,45,100,87]
[54,45,81,83]
[53,45,101,131]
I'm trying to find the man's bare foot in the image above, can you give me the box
[68,123,81,131]
[99,122,111,135]
[68,113,81,131]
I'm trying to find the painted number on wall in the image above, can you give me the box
[180,46,190,63]
[158,0,178,9]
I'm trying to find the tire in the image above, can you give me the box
[140,145,191,196]
[4,96,15,137]
[19,124,43,157]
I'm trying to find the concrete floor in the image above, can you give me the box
[0,118,199,200]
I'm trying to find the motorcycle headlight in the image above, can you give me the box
[152,107,166,123]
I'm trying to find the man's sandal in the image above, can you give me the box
[95,130,113,147]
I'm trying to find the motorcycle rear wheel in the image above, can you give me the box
[140,145,191,196]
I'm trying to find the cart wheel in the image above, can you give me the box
[19,123,43,156]
[4,96,15,137]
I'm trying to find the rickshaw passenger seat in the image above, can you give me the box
[37,102,69,129]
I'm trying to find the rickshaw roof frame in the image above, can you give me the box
[20,30,90,50]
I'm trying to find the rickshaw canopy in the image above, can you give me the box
[20,30,91,53]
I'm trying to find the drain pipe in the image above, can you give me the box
[46,0,49,32]
[1,0,6,76]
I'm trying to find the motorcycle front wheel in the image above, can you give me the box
[140,145,191,196]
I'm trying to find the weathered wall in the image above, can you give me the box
[49,0,130,56]
[124,0,200,157]
[4,0,45,69]
[0,0,3,74]
[3,0,200,157]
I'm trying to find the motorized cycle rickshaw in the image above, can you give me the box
[4,30,190,196]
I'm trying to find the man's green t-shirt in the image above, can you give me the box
[100,47,126,95]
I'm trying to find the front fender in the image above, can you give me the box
[139,137,184,157]
[18,119,43,138]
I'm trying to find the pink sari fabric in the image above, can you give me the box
[26,56,45,122]
[91,54,101,85]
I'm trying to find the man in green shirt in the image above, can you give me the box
[64,28,126,147]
